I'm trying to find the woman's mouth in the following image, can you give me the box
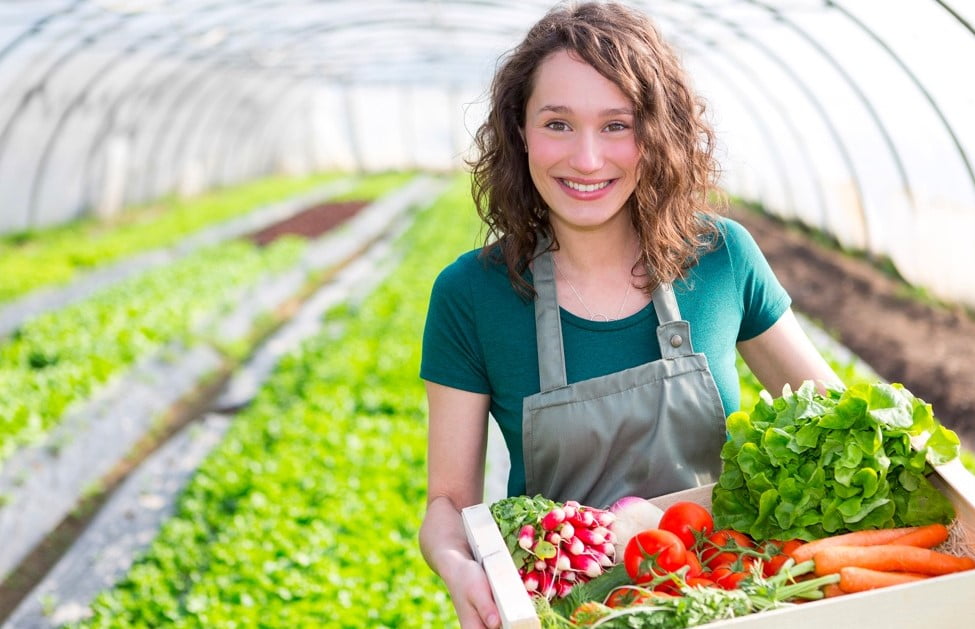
[560,179,613,193]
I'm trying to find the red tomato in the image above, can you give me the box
[700,529,754,568]
[683,549,703,578]
[623,529,688,584]
[685,576,717,589]
[762,539,803,577]
[658,501,714,549]
[712,566,749,590]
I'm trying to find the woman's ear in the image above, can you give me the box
[519,129,528,153]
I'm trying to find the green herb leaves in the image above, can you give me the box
[712,381,960,541]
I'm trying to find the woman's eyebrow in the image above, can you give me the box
[535,104,634,116]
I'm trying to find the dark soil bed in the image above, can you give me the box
[731,206,975,451]
[246,200,368,246]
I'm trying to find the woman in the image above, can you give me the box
[419,2,840,627]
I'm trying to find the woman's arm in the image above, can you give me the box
[419,381,500,629]
[737,307,843,396]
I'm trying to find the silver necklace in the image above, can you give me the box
[552,254,633,322]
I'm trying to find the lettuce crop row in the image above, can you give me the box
[74,177,478,628]
[0,172,413,467]
[0,172,347,304]
[0,237,305,464]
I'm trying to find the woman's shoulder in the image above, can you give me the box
[433,246,509,292]
[696,215,761,258]
[701,214,750,243]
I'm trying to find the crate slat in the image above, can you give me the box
[462,504,540,629]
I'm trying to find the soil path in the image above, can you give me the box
[731,207,975,451]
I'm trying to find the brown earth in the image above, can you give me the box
[246,200,368,246]
[731,206,975,452]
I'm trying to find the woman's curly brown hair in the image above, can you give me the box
[469,0,723,297]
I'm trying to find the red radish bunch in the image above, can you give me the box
[490,495,617,600]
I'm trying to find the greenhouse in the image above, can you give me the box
[0,1,973,627]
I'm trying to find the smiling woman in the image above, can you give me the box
[418,3,842,628]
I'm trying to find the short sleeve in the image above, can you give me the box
[721,219,792,341]
[420,255,492,393]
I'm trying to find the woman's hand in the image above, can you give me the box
[442,555,501,629]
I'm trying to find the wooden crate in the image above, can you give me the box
[465,458,975,628]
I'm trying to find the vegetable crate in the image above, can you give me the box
[462,458,975,629]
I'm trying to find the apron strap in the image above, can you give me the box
[653,282,694,359]
[533,238,694,390]
[533,238,568,392]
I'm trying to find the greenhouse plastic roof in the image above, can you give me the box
[1,0,974,304]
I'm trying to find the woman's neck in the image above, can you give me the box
[551,221,640,275]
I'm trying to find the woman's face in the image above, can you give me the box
[523,50,641,235]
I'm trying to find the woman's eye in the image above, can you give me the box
[605,121,629,132]
[545,120,569,131]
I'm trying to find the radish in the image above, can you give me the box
[567,552,602,578]
[540,507,566,531]
[608,495,665,560]
[491,495,624,600]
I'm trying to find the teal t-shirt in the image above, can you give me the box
[420,217,790,497]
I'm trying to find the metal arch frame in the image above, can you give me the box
[26,27,179,223]
[0,0,530,225]
[0,0,85,65]
[675,30,833,227]
[659,1,872,250]
[240,82,321,176]
[179,69,308,188]
[680,39,803,218]
[935,0,975,35]
[77,17,244,207]
[746,0,918,216]
[0,0,241,224]
[0,9,133,224]
[828,0,975,197]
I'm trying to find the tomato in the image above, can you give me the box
[604,586,655,608]
[683,549,703,578]
[685,576,717,589]
[712,565,749,590]
[761,539,803,577]
[623,529,687,584]
[700,529,754,568]
[653,579,682,596]
[658,501,714,549]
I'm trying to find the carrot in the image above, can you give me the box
[822,583,847,598]
[789,527,917,564]
[813,544,975,577]
[887,523,949,549]
[838,567,928,593]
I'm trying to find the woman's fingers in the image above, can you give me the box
[449,559,501,629]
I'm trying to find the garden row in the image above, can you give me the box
[0,173,354,305]
[63,177,479,628]
[0,170,426,583]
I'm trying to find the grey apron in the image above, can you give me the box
[522,246,727,508]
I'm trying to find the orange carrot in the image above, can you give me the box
[822,583,847,598]
[838,567,929,593]
[813,544,975,577]
[789,527,917,564]
[887,523,949,549]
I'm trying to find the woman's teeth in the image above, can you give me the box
[561,179,611,193]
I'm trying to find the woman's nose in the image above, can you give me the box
[567,132,604,174]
